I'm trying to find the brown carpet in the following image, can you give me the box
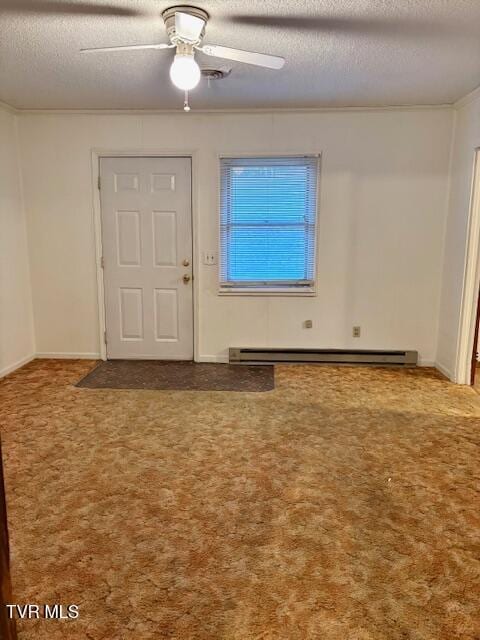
[76,360,274,392]
[1,359,480,640]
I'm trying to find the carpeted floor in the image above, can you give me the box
[1,359,480,640]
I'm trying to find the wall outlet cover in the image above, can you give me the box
[203,251,216,265]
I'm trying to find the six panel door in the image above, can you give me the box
[100,157,193,359]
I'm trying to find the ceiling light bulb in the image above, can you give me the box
[169,54,200,91]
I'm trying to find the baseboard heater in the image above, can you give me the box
[229,348,418,367]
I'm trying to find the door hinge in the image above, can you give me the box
[104,330,107,345]
[100,255,104,269]
[97,175,101,190]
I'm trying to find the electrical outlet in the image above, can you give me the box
[353,326,361,338]
[304,320,313,329]
[203,251,216,265]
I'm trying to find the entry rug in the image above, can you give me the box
[76,360,274,392]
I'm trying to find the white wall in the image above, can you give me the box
[437,92,480,379]
[18,108,452,363]
[0,106,35,376]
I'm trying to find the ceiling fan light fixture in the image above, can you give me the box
[79,6,286,109]
[169,52,200,91]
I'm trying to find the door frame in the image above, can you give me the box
[0,437,17,640]
[91,150,198,361]
[470,280,480,385]
[455,147,480,384]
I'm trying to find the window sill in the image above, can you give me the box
[218,287,316,297]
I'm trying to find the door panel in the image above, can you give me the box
[154,288,178,340]
[119,288,144,340]
[100,157,193,359]
[153,211,177,266]
[116,211,141,266]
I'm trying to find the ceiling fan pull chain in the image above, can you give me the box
[183,91,191,112]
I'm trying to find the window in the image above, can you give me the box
[220,155,319,293]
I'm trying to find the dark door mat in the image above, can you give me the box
[76,360,274,392]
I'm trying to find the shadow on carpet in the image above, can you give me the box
[76,359,274,391]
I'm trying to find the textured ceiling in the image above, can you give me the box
[1,0,480,110]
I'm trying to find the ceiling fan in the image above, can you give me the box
[80,5,285,110]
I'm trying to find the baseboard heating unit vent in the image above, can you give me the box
[229,348,418,367]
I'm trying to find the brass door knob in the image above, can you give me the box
[182,258,190,267]
[183,274,191,284]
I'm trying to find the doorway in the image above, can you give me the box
[99,157,193,360]
[470,283,480,391]
[455,148,480,385]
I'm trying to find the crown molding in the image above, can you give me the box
[0,100,18,114]
[16,103,452,116]
[454,85,480,110]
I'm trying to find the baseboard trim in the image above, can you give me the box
[0,354,35,379]
[435,361,454,381]
[197,355,230,364]
[417,359,435,367]
[36,352,100,360]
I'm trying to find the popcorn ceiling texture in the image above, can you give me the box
[1,359,480,639]
[2,0,480,109]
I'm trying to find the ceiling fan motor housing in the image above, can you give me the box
[162,5,209,45]
[201,68,231,80]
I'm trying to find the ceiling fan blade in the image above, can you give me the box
[175,11,205,42]
[0,1,140,16]
[224,14,457,39]
[199,44,285,70]
[80,43,173,53]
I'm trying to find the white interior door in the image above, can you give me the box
[100,157,193,359]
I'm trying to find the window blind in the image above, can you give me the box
[220,156,318,289]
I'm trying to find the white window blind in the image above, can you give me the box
[220,156,318,290]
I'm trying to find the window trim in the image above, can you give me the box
[217,152,321,297]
